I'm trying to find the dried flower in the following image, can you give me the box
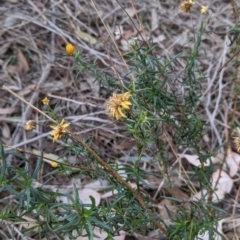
[24,120,37,131]
[200,6,208,14]
[233,128,240,152]
[106,92,132,120]
[65,43,75,55]
[50,161,59,168]
[50,119,69,143]
[42,97,49,105]
[179,0,195,13]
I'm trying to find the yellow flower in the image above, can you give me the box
[65,43,75,55]
[106,92,132,120]
[24,120,37,131]
[200,6,208,14]
[179,0,195,13]
[50,119,69,143]
[42,97,49,105]
[51,161,59,168]
[233,128,240,152]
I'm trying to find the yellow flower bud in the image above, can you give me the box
[51,161,59,168]
[65,43,75,55]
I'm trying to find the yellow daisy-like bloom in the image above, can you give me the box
[42,97,49,105]
[65,43,75,55]
[50,119,69,143]
[233,128,240,152]
[24,120,37,131]
[106,92,132,120]
[200,6,208,14]
[179,0,195,13]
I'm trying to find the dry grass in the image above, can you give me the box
[0,0,240,239]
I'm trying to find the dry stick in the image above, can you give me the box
[2,85,167,235]
[90,0,137,82]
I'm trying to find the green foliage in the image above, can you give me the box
[0,18,234,240]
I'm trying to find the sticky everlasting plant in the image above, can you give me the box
[1,1,240,240]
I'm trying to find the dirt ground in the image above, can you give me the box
[0,0,240,239]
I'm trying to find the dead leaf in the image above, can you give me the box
[179,154,202,167]
[76,30,97,45]
[101,183,137,199]
[0,43,11,55]
[113,233,126,240]
[157,199,175,225]
[78,188,101,208]
[86,76,99,97]
[193,170,233,202]
[151,9,158,31]
[7,0,20,2]
[9,49,30,77]
[225,149,240,177]
[32,149,66,166]
[70,228,125,240]
[192,189,208,202]
[17,82,37,96]
[1,121,10,139]
[84,179,109,190]
[0,107,16,115]
[152,34,166,43]
[122,29,137,40]
[17,49,29,75]
[20,215,40,231]
[171,186,189,202]
[196,220,223,240]
[212,169,233,194]
[33,1,45,9]
[42,80,65,91]
[178,153,222,167]
[114,139,135,150]
[121,38,135,52]
[225,218,240,237]
[4,16,19,27]
[114,25,123,40]
[101,189,118,199]
[125,7,135,18]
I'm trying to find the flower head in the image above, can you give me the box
[200,6,208,14]
[24,120,37,131]
[65,43,75,55]
[50,119,69,143]
[42,97,49,105]
[233,127,240,152]
[106,92,132,120]
[179,0,195,13]
[51,161,59,168]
